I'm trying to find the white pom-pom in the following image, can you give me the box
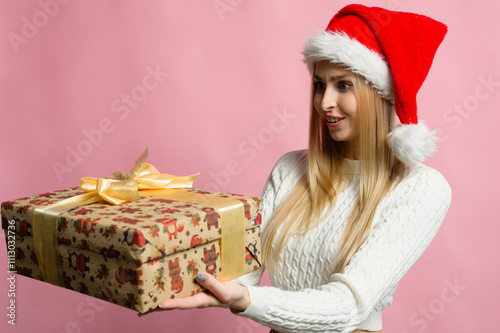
[387,121,438,165]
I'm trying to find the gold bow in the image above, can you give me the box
[78,148,199,205]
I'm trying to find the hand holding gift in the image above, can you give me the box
[158,272,251,312]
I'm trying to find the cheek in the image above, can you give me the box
[346,96,359,118]
[313,92,322,112]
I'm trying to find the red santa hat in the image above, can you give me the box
[303,4,447,165]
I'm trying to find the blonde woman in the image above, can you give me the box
[159,4,452,333]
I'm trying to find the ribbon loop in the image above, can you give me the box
[78,149,198,205]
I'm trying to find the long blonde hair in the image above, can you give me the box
[262,64,406,274]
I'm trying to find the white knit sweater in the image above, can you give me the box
[234,150,452,333]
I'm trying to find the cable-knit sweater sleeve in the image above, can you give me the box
[232,151,305,287]
[236,151,452,333]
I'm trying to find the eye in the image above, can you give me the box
[338,81,353,91]
[313,80,326,92]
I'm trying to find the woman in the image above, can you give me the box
[159,4,452,333]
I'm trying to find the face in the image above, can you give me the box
[313,61,360,158]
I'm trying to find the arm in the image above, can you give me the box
[236,168,452,332]
[159,151,305,308]
[161,156,452,332]
[233,150,306,288]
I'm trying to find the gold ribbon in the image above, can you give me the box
[32,149,245,288]
[32,192,101,286]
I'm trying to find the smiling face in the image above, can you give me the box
[313,61,360,159]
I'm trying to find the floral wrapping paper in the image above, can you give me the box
[1,187,262,313]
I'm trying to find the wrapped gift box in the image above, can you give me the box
[1,186,262,313]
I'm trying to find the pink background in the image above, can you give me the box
[1,0,498,332]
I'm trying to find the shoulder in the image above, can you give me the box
[369,163,452,234]
[258,150,308,228]
[269,149,308,182]
[389,162,452,207]
[274,149,308,169]
[405,163,451,191]
[260,149,308,204]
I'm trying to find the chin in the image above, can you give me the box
[328,131,359,147]
[328,133,349,143]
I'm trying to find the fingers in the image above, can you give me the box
[194,273,250,312]
[193,273,233,304]
[158,273,224,309]
[136,306,171,317]
[159,289,221,310]
[157,273,250,312]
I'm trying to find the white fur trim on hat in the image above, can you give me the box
[387,121,438,165]
[302,31,394,102]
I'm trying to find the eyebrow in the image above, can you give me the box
[313,74,349,81]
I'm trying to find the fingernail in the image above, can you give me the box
[158,304,168,309]
[195,273,207,282]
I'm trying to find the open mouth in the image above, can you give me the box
[325,117,344,123]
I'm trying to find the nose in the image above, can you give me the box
[320,87,338,112]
